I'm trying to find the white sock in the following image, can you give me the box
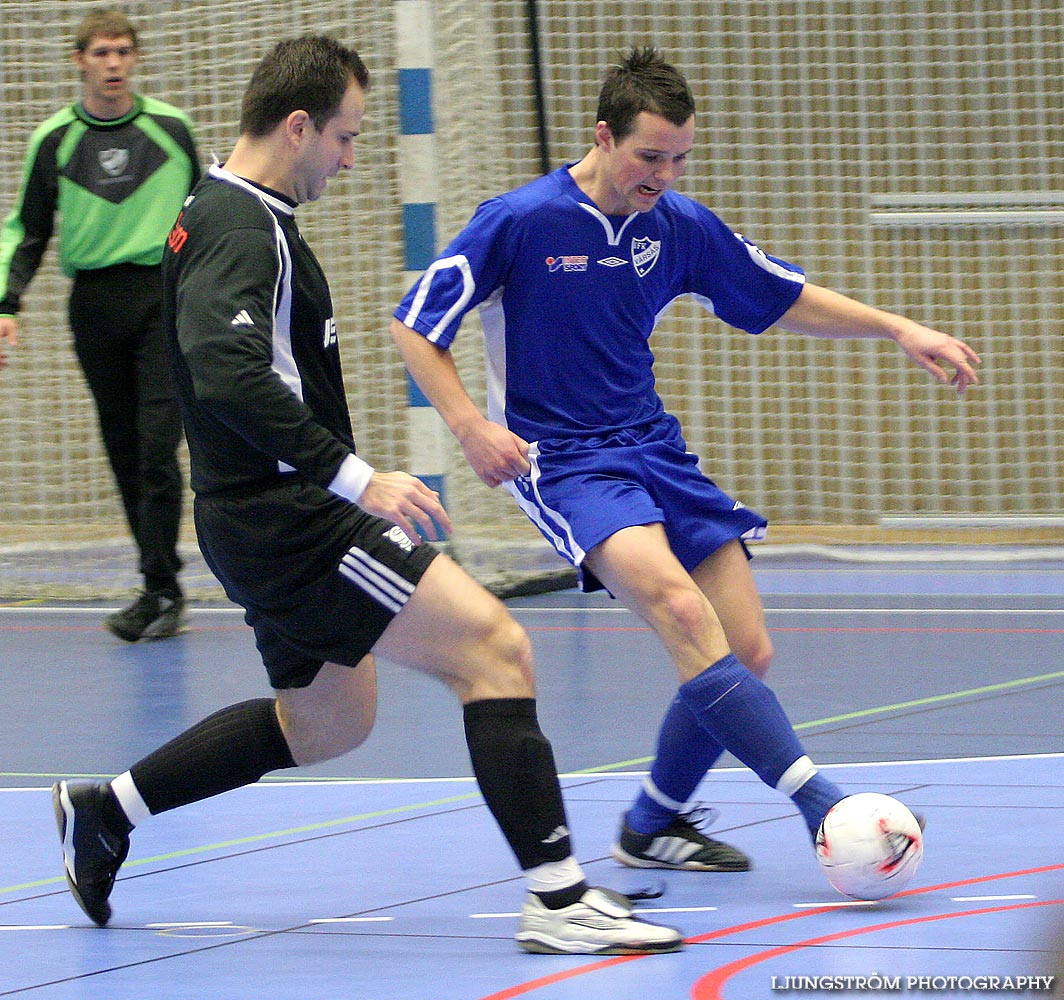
[111,770,151,827]
[524,856,585,896]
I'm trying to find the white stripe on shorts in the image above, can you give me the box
[505,443,586,567]
[338,546,416,614]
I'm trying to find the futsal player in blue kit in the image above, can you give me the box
[391,47,980,873]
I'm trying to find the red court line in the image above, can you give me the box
[476,864,1064,1000]
[691,897,1064,1000]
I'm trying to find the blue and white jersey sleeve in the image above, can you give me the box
[671,196,805,335]
[394,197,516,348]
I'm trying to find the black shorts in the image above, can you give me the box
[195,477,440,689]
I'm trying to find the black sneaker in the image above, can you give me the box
[105,589,187,642]
[612,807,751,872]
[52,780,130,926]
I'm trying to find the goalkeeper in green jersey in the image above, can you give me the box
[0,9,200,639]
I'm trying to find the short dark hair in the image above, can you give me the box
[239,35,370,137]
[596,46,695,141]
[74,9,138,52]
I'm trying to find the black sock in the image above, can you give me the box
[463,698,576,872]
[145,577,181,598]
[130,698,297,815]
[534,884,588,909]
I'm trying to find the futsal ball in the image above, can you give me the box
[815,792,924,901]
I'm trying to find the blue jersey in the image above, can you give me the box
[396,165,805,443]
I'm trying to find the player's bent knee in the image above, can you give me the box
[739,635,774,679]
[276,690,376,766]
[283,715,373,766]
[465,612,536,701]
[499,616,535,688]
[659,583,716,637]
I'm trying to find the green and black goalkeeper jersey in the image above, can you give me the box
[0,94,200,314]
[163,165,357,497]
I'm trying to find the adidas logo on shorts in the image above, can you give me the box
[383,525,415,552]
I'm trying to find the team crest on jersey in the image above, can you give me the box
[545,255,588,273]
[323,317,338,349]
[631,237,661,277]
[99,148,129,177]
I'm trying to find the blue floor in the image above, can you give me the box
[1,554,1062,998]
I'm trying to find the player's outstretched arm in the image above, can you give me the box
[390,318,531,488]
[358,470,452,544]
[777,282,981,395]
[0,317,19,369]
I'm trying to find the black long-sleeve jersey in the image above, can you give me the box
[162,165,357,497]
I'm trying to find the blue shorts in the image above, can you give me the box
[506,415,767,593]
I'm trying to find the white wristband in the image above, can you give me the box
[328,453,374,503]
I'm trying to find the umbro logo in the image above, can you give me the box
[230,310,254,327]
[597,256,627,268]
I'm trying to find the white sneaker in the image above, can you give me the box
[515,886,684,955]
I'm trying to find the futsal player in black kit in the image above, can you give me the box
[49,34,681,956]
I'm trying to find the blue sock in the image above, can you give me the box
[626,696,725,835]
[677,654,843,835]
[791,773,846,838]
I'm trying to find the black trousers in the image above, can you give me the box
[69,264,183,590]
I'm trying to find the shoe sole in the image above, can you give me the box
[140,617,189,640]
[516,933,684,955]
[611,844,751,872]
[105,619,145,642]
[52,782,112,927]
[105,616,188,642]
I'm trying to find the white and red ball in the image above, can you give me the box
[815,792,924,900]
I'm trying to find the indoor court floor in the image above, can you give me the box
[1,551,1062,999]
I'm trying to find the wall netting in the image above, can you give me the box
[1,1,1060,596]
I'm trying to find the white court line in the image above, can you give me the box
[951,894,1037,902]
[470,907,719,920]
[0,605,245,615]
[764,607,1064,615]
[3,751,1062,793]
[793,900,876,909]
[815,751,1064,770]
